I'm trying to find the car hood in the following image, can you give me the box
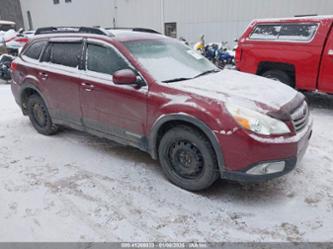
[169,69,298,111]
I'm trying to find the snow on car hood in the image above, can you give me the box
[169,69,298,110]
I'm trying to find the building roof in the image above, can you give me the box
[0,20,16,25]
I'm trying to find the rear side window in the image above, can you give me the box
[24,41,47,60]
[41,42,83,68]
[86,43,130,75]
[250,23,318,41]
[279,24,318,41]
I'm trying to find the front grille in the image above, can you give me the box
[290,101,309,133]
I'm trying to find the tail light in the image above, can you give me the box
[235,46,242,65]
[11,61,17,71]
[15,37,29,43]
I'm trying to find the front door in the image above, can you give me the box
[80,40,148,147]
[318,27,333,93]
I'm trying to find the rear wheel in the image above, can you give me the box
[158,125,219,191]
[262,70,293,87]
[27,94,58,135]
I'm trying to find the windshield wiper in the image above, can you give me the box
[162,77,192,83]
[162,69,220,83]
[194,69,220,78]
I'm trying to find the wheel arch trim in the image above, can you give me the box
[149,113,225,174]
[19,81,50,114]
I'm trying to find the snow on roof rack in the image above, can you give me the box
[105,27,160,34]
[35,26,110,36]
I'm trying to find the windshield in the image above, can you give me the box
[123,39,218,83]
[0,24,16,32]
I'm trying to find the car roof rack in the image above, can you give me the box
[35,26,110,36]
[105,27,160,34]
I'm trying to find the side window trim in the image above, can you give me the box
[40,41,52,62]
[38,40,49,62]
[40,39,84,69]
[83,38,136,78]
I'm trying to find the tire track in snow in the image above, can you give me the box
[44,169,172,241]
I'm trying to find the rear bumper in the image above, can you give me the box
[220,121,312,183]
[11,80,21,107]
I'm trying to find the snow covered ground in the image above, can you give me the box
[0,81,332,242]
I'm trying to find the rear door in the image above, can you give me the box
[39,39,84,127]
[318,26,333,93]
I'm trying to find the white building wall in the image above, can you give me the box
[115,0,162,32]
[163,0,333,46]
[20,0,163,31]
[20,0,117,28]
[20,0,333,45]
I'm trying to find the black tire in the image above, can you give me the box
[158,125,219,191]
[27,94,58,135]
[262,70,293,87]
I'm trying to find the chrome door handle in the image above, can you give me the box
[38,72,48,80]
[81,82,94,88]
[328,49,333,56]
[81,82,95,92]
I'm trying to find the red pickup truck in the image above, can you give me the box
[236,16,333,94]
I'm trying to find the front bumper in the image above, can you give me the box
[220,122,312,183]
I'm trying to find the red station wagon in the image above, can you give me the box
[236,16,333,94]
[11,27,312,191]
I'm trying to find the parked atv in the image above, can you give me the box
[215,47,235,69]
[203,43,219,64]
[0,54,14,82]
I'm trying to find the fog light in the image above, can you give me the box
[246,162,286,175]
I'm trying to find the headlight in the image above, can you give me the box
[225,103,290,135]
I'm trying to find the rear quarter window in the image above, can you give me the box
[24,41,47,60]
[250,23,318,42]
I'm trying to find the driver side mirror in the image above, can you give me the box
[113,69,143,86]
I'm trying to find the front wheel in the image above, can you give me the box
[27,94,59,135]
[158,126,219,191]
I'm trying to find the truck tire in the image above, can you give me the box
[158,125,219,191]
[27,94,59,135]
[262,70,293,87]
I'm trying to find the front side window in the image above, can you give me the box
[250,23,318,41]
[123,39,217,83]
[24,41,47,60]
[41,42,83,68]
[86,43,130,75]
